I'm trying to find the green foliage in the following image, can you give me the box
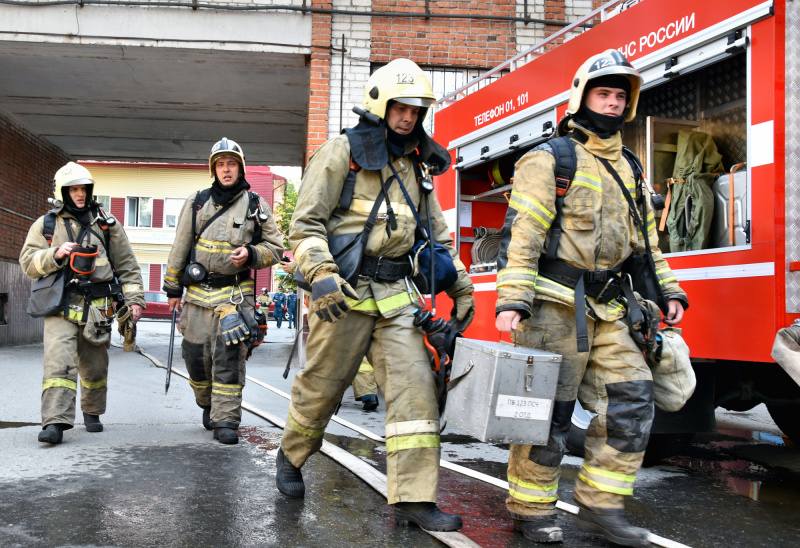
[274,181,298,292]
[274,181,298,251]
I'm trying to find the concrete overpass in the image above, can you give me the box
[0,2,313,165]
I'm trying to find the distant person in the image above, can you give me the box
[286,291,297,329]
[272,291,286,328]
[163,137,283,444]
[352,357,379,411]
[20,162,146,444]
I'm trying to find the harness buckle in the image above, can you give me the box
[595,277,616,303]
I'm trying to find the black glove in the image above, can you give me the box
[249,307,268,347]
[310,273,358,323]
[450,293,475,332]
[215,304,250,345]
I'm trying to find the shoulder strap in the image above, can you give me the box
[339,156,361,210]
[42,212,57,246]
[248,191,263,246]
[188,188,213,263]
[545,135,577,260]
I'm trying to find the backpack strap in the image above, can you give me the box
[248,191,263,246]
[42,212,57,246]
[339,156,361,210]
[544,135,577,260]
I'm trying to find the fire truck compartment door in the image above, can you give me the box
[452,109,557,171]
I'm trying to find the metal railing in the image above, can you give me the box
[438,0,628,107]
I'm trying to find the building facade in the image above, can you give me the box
[83,161,284,294]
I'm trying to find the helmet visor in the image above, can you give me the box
[394,97,437,109]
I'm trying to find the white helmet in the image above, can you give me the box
[53,162,94,202]
[566,49,642,122]
[209,137,245,177]
[361,59,437,121]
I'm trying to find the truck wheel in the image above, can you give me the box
[766,404,800,443]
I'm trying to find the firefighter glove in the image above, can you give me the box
[449,293,475,332]
[116,304,137,352]
[310,273,357,323]
[215,303,250,345]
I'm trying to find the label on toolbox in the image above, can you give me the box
[495,395,552,421]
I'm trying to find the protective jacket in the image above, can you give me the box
[20,205,145,322]
[163,188,283,306]
[496,122,688,321]
[20,205,145,429]
[497,121,689,518]
[290,133,472,317]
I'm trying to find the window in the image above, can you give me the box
[140,263,150,291]
[423,67,502,135]
[164,198,185,229]
[126,197,153,227]
[161,264,167,289]
[95,195,111,212]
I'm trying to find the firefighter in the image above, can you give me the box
[20,162,146,444]
[352,357,379,411]
[272,291,286,328]
[276,59,475,532]
[495,50,688,546]
[286,290,297,329]
[164,138,283,445]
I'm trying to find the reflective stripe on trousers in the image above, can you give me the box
[506,300,653,516]
[41,315,110,427]
[281,306,441,504]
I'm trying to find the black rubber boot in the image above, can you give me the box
[83,413,103,433]
[513,516,563,543]
[393,502,463,532]
[213,427,239,444]
[275,448,305,498]
[201,406,212,431]
[574,509,650,547]
[361,394,379,411]
[38,424,67,444]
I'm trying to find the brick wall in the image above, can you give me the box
[0,108,72,345]
[307,1,335,163]
[371,1,518,67]
[0,109,71,263]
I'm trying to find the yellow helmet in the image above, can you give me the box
[209,137,245,177]
[361,59,436,121]
[566,49,642,122]
[53,162,95,201]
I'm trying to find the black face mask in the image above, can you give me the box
[574,105,627,139]
[385,124,409,157]
[211,173,249,207]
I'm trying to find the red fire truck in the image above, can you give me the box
[433,0,799,456]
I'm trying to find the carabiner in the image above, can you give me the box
[404,275,426,309]
[229,284,244,305]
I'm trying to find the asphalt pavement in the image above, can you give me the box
[1,320,798,548]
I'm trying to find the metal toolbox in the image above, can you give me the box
[444,338,561,445]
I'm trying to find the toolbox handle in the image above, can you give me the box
[525,356,534,392]
[447,359,474,392]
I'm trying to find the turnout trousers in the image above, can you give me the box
[281,307,441,504]
[507,300,654,518]
[41,315,110,427]
[180,301,248,427]
[352,358,379,399]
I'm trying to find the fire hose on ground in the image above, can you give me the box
[117,340,691,548]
